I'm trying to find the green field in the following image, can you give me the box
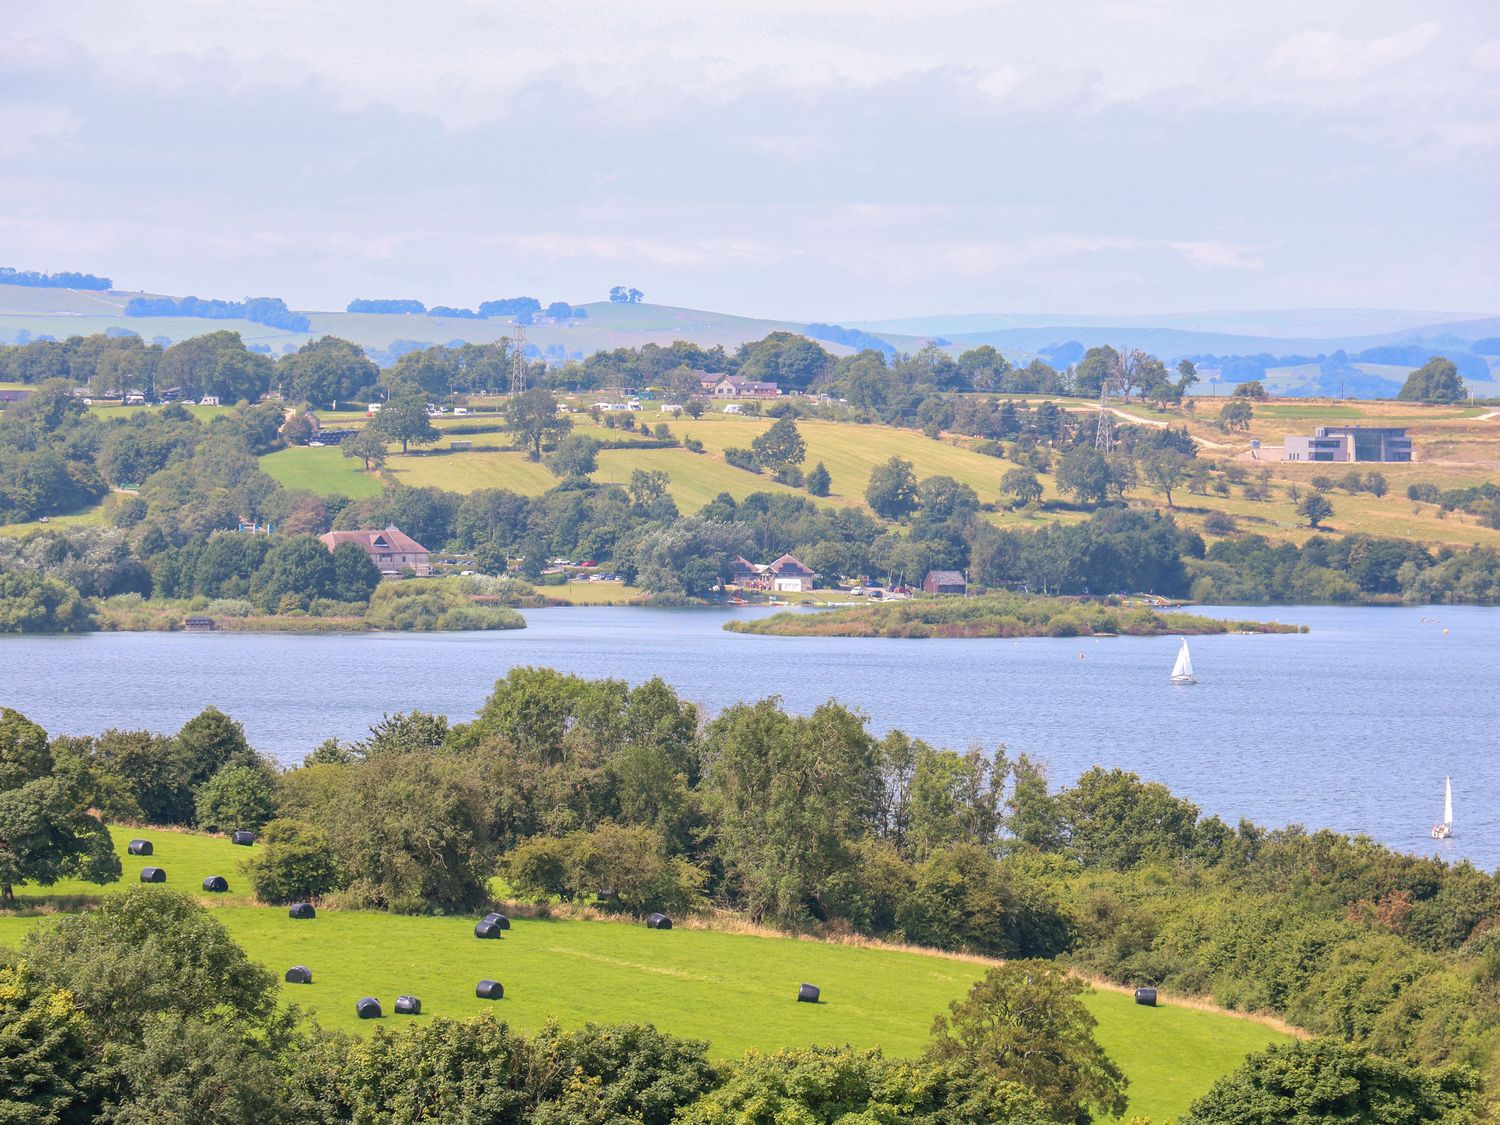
[261,445,385,497]
[0,829,1287,1121]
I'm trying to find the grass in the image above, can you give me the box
[539,580,649,605]
[260,445,385,497]
[0,503,107,537]
[0,829,1287,1121]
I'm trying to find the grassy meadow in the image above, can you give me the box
[0,828,1289,1121]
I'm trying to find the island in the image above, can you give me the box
[724,593,1304,639]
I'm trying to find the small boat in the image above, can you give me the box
[1431,776,1454,839]
[1170,638,1196,685]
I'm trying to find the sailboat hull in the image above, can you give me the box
[1171,674,1196,685]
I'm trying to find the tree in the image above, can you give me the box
[372,390,439,454]
[504,387,571,461]
[926,960,1128,1123]
[1398,356,1466,404]
[0,768,120,902]
[547,433,600,478]
[1056,447,1115,506]
[1232,380,1269,400]
[331,540,381,602]
[1000,468,1043,508]
[1056,767,1200,870]
[177,706,256,788]
[1181,1040,1478,1125]
[1298,492,1334,528]
[1218,399,1253,432]
[251,534,338,611]
[22,888,279,1043]
[243,818,340,904]
[1176,358,1200,394]
[702,700,879,924]
[1143,452,1190,508]
[866,457,919,519]
[276,335,379,407]
[193,765,275,832]
[750,415,806,471]
[0,961,101,1123]
[806,461,831,497]
[342,427,388,472]
[0,570,92,633]
[737,332,833,392]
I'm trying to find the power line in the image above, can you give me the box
[509,324,528,396]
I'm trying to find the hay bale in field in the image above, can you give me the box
[1135,987,1157,1007]
[797,983,820,1004]
[395,995,421,1015]
[285,966,313,984]
[474,920,501,939]
[139,867,166,883]
[356,996,381,1019]
[476,979,504,1000]
[646,912,672,930]
[288,902,316,919]
[202,875,229,893]
[230,830,256,846]
[482,912,511,930]
[127,839,153,856]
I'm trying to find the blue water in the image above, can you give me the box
[2,604,1493,867]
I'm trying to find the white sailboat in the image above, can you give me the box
[1171,638,1196,685]
[1431,776,1453,840]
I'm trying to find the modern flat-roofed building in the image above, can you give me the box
[1283,426,1412,463]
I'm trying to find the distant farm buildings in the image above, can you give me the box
[1283,426,1412,463]
[320,527,432,577]
[732,554,817,593]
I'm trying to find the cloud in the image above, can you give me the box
[1169,241,1264,269]
[1267,22,1442,83]
[1473,40,1500,72]
[0,104,78,156]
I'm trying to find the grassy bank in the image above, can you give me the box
[726,593,1305,638]
[0,828,1288,1122]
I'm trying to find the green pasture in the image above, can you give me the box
[260,445,384,497]
[0,829,1287,1121]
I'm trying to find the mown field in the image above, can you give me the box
[0,829,1289,1122]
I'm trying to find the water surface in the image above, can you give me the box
[2,604,1491,866]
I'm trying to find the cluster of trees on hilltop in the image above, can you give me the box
[0,265,112,289]
[124,295,310,332]
[2,682,1492,1121]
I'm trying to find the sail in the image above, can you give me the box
[1172,639,1193,678]
[1444,776,1453,827]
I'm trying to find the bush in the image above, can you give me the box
[307,598,368,617]
[507,825,707,917]
[243,818,341,904]
[205,598,256,618]
[1202,511,1237,535]
[194,765,275,833]
[723,447,760,473]
[683,436,704,454]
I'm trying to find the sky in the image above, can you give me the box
[2,1,1497,321]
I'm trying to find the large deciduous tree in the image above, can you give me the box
[372,389,439,454]
[504,387,571,461]
[926,960,1129,1124]
[749,415,806,472]
[1397,356,1466,404]
[865,457,919,520]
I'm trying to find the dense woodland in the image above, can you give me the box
[0,683,1491,1122]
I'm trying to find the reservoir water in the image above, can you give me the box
[2,604,1494,867]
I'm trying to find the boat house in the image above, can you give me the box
[922,569,967,595]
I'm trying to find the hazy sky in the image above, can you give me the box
[3,2,1497,320]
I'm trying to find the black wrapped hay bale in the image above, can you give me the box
[356,996,381,1019]
[476,979,504,1000]
[798,983,820,1004]
[230,830,256,846]
[285,966,313,984]
[127,839,153,856]
[139,866,166,883]
[288,902,316,919]
[395,995,421,1015]
[482,912,511,930]
[202,875,229,893]
[646,912,672,930]
[1135,987,1157,1007]
[474,921,501,939]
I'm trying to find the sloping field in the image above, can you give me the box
[0,829,1288,1121]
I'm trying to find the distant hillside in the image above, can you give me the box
[0,280,1494,394]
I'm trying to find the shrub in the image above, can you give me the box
[1202,511,1237,535]
[243,818,340,904]
[205,598,256,617]
[723,447,760,473]
[194,765,275,832]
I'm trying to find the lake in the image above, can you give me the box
[2,604,1493,867]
